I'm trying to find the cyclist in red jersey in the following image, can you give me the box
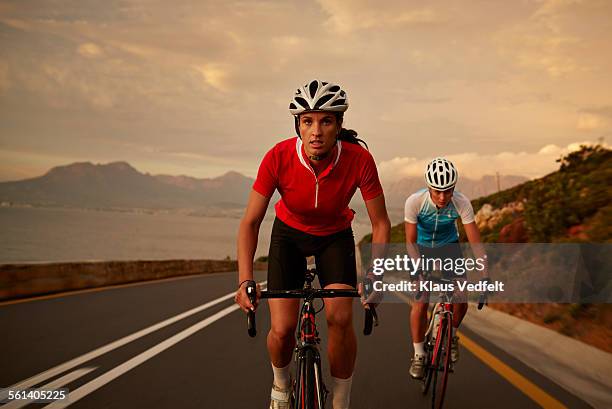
[235,79,390,409]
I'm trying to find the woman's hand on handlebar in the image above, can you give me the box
[358,276,383,309]
[235,280,261,313]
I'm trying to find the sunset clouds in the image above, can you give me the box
[1,0,611,182]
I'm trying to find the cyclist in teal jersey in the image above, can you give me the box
[404,158,487,379]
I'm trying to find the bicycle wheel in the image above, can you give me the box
[421,335,434,395]
[301,348,323,409]
[431,316,452,409]
[422,309,438,395]
[295,350,306,409]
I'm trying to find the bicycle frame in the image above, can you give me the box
[245,269,377,409]
[418,274,488,409]
[423,291,454,409]
[295,294,326,409]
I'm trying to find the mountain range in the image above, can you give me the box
[0,161,527,210]
[382,174,528,210]
[0,161,253,210]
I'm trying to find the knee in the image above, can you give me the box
[327,309,353,330]
[269,325,295,344]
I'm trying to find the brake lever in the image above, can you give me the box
[246,281,257,337]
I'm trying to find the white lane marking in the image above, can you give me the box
[2,368,97,409]
[8,280,263,392]
[43,304,241,408]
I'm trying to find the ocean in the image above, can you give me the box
[0,207,373,263]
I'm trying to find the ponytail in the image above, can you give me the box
[338,128,369,150]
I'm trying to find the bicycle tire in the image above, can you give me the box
[431,315,452,409]
[303,348,322,409]
[439,317,453,408]
[430,317,447,409]
[295,351,305,409]
[421,333,435,395]
[422,308,438,395]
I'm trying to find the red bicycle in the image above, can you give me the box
[245,267,378,409]
[418,275,487,409]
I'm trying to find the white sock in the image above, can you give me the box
[271,362,291,389]
[332,375,353,409]
[413,342,425,356]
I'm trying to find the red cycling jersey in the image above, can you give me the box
[253,137,383,236]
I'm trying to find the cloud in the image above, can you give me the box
[377,141,609,181]
[577,113,609,131]
[576,106,612,131]
[77,43,103,58]
[316,0,443,33]
[0,18,32,31]
[493,0,610,78]
[194,64,229,92]
[1,0,611,183]
[0,62,9,92]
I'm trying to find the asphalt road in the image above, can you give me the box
[1,271,593,408]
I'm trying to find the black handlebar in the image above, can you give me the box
[245,280,378,337]
[246,281,257,337]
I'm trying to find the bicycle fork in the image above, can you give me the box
[294,300,327,409]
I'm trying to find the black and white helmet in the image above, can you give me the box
[425,158,458,190]
[289,79,349,115]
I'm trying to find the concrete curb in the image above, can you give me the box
[463,304,612,409]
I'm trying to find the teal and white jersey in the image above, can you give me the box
[404,188,475,248]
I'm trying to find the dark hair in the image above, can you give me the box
[338,127,368,150]
[294,113,369,150]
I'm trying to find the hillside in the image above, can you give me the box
[382,174,527,211]
[362,144,611,245]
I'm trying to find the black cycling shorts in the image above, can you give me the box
[417,242,464,279]
[415,242,467,302]
[266,217,357,290]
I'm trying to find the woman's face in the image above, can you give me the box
[298,111,341,160]
[429,187,454,208]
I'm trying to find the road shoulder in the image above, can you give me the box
[463,304,612,409]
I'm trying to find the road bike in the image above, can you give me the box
[417,274,487,409]
[245,264,378,409]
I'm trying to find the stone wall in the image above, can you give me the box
[0,259,267,301]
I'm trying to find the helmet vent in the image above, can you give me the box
[295,97,309,108]
[315,94,334,108]
[309,81,318,98]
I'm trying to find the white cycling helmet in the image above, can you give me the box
[289,79,349,115]
[425,157,458,190]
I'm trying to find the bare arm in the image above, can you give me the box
[463,222,488,278]
[364,194,391,270]
[404,222,420,263]
[235,189,270,311]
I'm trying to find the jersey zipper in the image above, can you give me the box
[303,163,319,208]
[432,209,439,247]
[296,139,341,210]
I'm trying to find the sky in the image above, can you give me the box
[1,0,611,182]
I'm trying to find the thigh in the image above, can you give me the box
[315,229,357,289]
[267,219,307,291]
